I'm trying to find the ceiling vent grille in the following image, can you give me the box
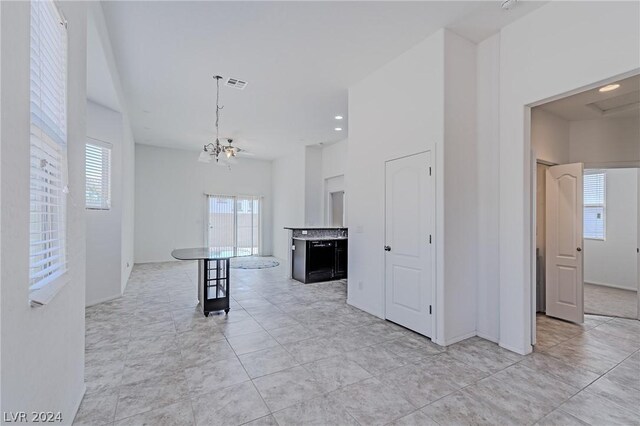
[226,78,248,90]
[587,91,640,116]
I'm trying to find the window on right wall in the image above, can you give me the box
[584,170,606,240]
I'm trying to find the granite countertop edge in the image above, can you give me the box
[292,236,348,241]
[284,226,348,230]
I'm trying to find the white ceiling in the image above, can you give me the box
[538,75,640,121]
[98,1,547,159]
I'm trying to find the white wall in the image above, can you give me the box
[1,0,87,418]
[348,30,444,323]
[570,116,640,167]
[476,33,501,342]
[322,139,348,180]
[531,109,570,164]
[135,144,272,263]
[442,31,478,344]
[86,101,124,306]
[497,1,639,354]
[348,29,478,345]
[271,146,306,260]
[321,139,348,225]
[304,146,323,227]
[584,168,638,291]
[88,3,136,294]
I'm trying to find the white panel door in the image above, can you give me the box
[385,151,433,337]
[545,163,584,324]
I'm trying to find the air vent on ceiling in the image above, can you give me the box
[226,78,248,90]
[587,90,640,116]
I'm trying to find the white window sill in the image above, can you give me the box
[29,275,68,307]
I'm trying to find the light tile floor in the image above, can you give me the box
[584,283,638,319]
[76,260,640,426]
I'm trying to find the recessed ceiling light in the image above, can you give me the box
[599,84,620,92]
[335,127,342,131]
[335,115,343,120]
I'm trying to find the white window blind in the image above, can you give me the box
[584,171,606,240]
[86,140,112,210]
[207,194,261,256]
[29,0,68,292]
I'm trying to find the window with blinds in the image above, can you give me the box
[207,195,261,256]
[584,171,606,240]
[29,0,68,292]
[86,140,112,210]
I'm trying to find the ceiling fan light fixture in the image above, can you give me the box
[197,76,243,169]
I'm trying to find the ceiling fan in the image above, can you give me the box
[198,138,251,166]
[197,75,251,167]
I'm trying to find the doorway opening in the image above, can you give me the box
[324,175,345,227]
[329,191,345,227]
[531,74,639,341]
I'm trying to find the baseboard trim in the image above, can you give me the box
[70,383,86,425]
[439,330,477,346]
[499,341,533,356]
[476,331,499,344]
[86,293,122,307]
[585,281,637,292]
[346,298,383,320]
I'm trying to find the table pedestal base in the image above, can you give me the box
[198,258,231,317]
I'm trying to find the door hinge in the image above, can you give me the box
[429,234,432,244]
[429,305,432,314]
[429,166,432,176]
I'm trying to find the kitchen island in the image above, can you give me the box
[284,227,348,283]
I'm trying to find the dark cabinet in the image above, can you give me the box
[292,239,348,283]
[334,240,347,279]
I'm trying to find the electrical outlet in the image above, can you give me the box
[302,230,308,235]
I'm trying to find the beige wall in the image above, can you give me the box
[531,109,570,164]
[570,116,640,167]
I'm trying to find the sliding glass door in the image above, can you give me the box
[207,194,261,256]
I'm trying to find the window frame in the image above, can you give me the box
[583,170,606,241]
[85,138,113,210]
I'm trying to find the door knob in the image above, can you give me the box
[576,247,582,252]
[384,246,391,252]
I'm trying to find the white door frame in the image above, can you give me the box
[527,71,640,346]
[383,150,436,338]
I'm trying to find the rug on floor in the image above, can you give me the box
[230,256,280,269]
